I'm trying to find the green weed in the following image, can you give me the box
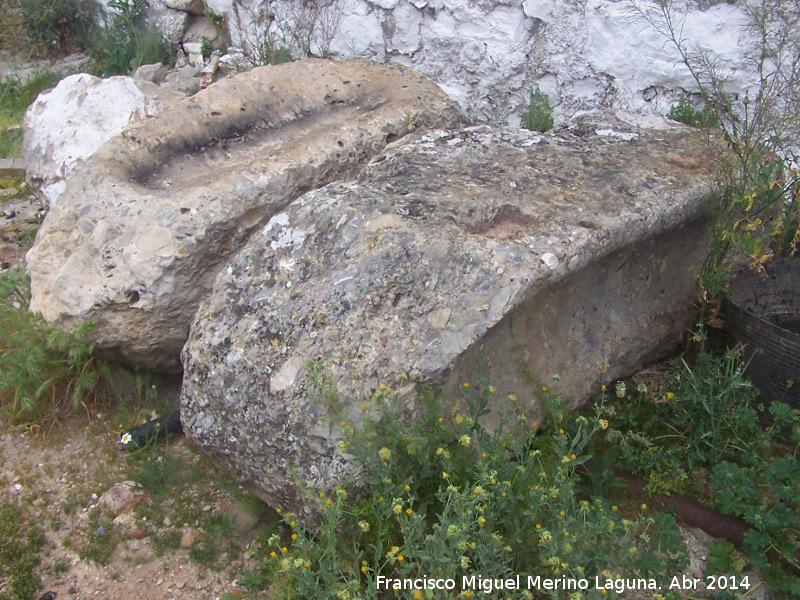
[210,512,238,538]
[521,85,554,133]
[151,528,181,556]
[200,37,214,61]
[305,359,343,414]
[90,0,173,77]
[604,349,800,593]
[0,265,111,425]
[204,5,225,32]
[188,534,218,563]
[74,511,117,565]
[667,96,718,128]
[232,2,294,66]
[17,0,96,57]
[0,503,44,600]
[631,0,800,313]
[128,452,186,495]
[237,569,264,591]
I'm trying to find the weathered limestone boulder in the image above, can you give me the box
[144,0,190,45]
[181,112,715,516]
[26,59,462,372]
[22,74,182,207]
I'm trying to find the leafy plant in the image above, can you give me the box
[609,349,769,485]
[705,539,742,575]
[210,512,238,537]
[200,36,213,61]
[521,85,554,133]
[667,96,719,128]
[0,265,111,425]
[605,348,800,593]
[17,0,97,57]
[237,569,265,591]
[253,381,685,599]
[90,0,172,77]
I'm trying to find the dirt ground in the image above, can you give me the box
[0,414,279,600]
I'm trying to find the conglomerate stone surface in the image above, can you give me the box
[181,112,715,516]
[26,59,462,371]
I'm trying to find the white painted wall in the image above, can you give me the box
[196,1,757,125]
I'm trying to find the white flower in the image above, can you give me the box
[121,432,132,445]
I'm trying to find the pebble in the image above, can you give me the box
[128,527,148,539]
[180,528,200,548]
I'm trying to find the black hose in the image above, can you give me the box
[121,410,183,449]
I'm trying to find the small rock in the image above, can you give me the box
[541,252,559,269]
[180,528,200,548]
[199,72,215,88]
[128,527,148,539]
[133,63,167,85]
[97,481,147,515]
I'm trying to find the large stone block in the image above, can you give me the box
[181,112,715,517]
[26,59,462,372]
